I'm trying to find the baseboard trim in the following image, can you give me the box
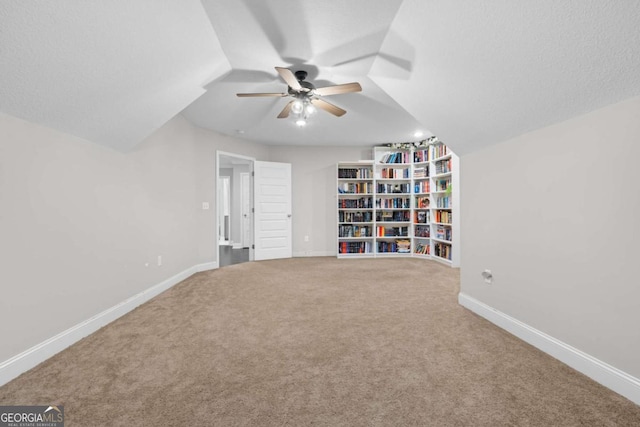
[0,261,218,387]
[293,251,334,257]
[458,292,640,406]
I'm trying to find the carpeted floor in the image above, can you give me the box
[1,257,639,426]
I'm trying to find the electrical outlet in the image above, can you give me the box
[304,235,309,242]
[481,269,493,284]
[202,202,210,210]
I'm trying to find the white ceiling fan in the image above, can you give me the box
[236,67,362,122]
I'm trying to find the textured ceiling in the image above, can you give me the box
[2,1,640,155]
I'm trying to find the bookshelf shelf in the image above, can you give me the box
[336,143,459,266]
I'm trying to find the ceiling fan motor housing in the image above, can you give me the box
[288,70,315,95]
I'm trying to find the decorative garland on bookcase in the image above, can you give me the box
[383,135,442,149]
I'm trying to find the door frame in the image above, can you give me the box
[240,172,251,248]
[216,151,255,268]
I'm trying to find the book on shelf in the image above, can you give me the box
[434,158,452,175]
[434,242,451,260]
[379,151,411,164]
[380,167,410,179]
[338,167,372,179]
[413,148,431,163]
[414,211,429,223]
[431,144,450,159]
[339,211,373,223]
[435,196,451,208]
[434,225,452,241]
[414,225,430,237]
[338,197,373,209]
[415,196,430,208]
[339,241,372,254]
[377,183,411,194]
[414,181,430,193]
[376,197,410,209]
[414,241,430,255]
[376,210,411,222]
[338,182,372,194]
[435,177,451,192]
[434,210,452,224]
[376,226,409,237]
[396,239,411,253]
[413,166,428,178]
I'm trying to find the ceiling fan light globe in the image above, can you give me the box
[305,103,316,115]
[291,100,304,114]
[295,118,306,127]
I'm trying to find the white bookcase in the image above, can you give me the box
[336,142,459,266]
[337,161,375,256]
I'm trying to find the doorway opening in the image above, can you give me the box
[216,152,254,268]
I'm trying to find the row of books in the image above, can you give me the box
[377,183,411,194]
[414,242,431,255]
[434,158,452,175]
[376,210,411,222]
[338,225,372,238]
[413,166,429,178]
[338,182,372,194]
[415,211,430,224]
[434,225,452,241]
[434,210,453,224]
[434,242,451,260]
[414,148,431,163]
[432,144,450,159]
[435,196,451,208]
[414,181,430,194]
[339,211,373,223]
[379,167,410,179]
[339,241,372,254]
[376,197,410,209]
[379,144,449,163]
[379,151,411,164]
[338,197,373,209]
[415,196,430,208]
[377,239,411,253]
[376,226,409,237]
[414,225,430,237]
[434,178,451,192]
[338,167,372,179]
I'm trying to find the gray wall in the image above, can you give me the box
[460,95,640,378]
[5,94,639,384]
[0,113,269,362]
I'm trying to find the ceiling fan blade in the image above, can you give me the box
[277,101,294,118]
[314,82,362,97]
[311,98,347,117]
[275,67,302,92]
[236,92,286,97]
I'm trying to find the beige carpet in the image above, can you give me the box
[1,257,639,426]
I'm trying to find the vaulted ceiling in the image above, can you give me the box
[2,1,640,155]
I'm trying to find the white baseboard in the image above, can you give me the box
[458,292,640,406]
[196,261,218,272]
[0,261,218,387]
[293,251,334,257]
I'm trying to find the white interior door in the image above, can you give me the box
[240,172,251,248]
[254,161,292,260]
